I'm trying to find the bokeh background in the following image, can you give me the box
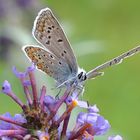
[0,0,140,139]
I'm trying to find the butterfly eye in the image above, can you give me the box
[83,75,87,81]
[78,72,83,79]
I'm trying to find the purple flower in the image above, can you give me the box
[37,131,49,140]
[2,81,12,94]
[88,104,99,113]
[93,116,110,135]
[0,137,12,140]
[0,66,121,139]
[1,80,24,108]
[27,64,35,72]
[0,113,26,130]
[77,105,110,136]
[108,135,123,140]
[0,113,13,130]
[13,114,27,124]
[66,91,88,108]
[12,66,27,79]
[44,95,57,106]
[44,95,58,113]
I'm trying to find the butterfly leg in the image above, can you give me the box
[77,85,85,96]
[55,88,62,100]
[71,83,84,96]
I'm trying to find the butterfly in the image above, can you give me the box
[23,8,140,93]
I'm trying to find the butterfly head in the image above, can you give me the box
[77,69,87,84]
[69,69,87,94]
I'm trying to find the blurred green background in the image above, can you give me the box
[0,0,140,139]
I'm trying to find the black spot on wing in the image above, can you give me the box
[46,40,50,45]
[48,36,51,39]
[47,30,50,33]
[50,54,54,58]
[57,39,63,42]
[48,27,52,30]
[61,53,64,57]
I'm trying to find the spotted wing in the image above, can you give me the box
[23,45,73,84]
[86,46,140,79]
[32,8,78,75]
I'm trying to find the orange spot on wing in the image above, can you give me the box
[37,63,43,69]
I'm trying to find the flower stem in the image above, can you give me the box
[55,101,77,125]
[7,91,24,108]
[0,116,24,128]
[20,77,33,106]
[47,87,71,122]
[61,111,71,139]
[39,85,46,110]
[69,123,91,140]
[28,70,38,109]
[0,130,26,137]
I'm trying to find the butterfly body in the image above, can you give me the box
[56,69,87,89]
[23,8,140,94]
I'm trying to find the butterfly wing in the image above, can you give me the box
[86,46,140,79]
[32,8,78,75]
[23,45,73,84]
